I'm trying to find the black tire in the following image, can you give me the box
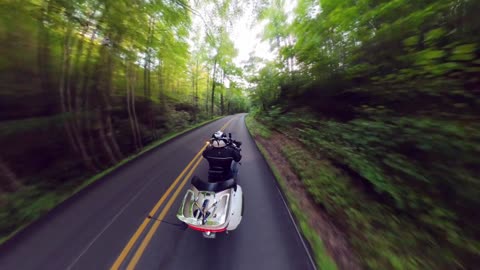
[241,192,244,217]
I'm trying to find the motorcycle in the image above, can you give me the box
[176,133,243,239]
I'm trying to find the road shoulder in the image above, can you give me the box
[245,114,361,270]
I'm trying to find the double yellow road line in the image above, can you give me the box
[111,117,235,270]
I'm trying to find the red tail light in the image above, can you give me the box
[188,225,227,233]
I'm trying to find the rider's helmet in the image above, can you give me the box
[211,131,227,148]
[212,131,226,139]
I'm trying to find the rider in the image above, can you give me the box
[202,131,241,182]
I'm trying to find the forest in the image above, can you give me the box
[1,0,479,269]
[0,0,248,243]
[247,0,480,269]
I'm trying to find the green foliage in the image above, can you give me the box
[245,4,480,266]
[245,116,338,270]
[248,62,284,111]
[252,109,480,269]
[0,117,221,244]
[0,187,63,240]
[0,0,249,242]
[0,115,66,137]
[245,111,272,138]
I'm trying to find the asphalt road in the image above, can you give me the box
[0,114,315,270]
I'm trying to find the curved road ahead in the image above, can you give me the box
[0,114,315,270]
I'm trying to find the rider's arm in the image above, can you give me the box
[232,148,241,162]
[202,147,210,158]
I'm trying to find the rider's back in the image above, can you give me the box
[203,144,241,182]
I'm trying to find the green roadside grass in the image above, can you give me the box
[245,115,337,270]
[246,111,479,269]
[0,116,223,244]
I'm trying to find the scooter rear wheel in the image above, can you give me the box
[202,231,216,239]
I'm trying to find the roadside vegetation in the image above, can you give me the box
[0,117,223,244]
[0,0,249,242]
[1,0,479,268]
[248,112,475,269]
[246,0,480,269]
[246,115,340,270]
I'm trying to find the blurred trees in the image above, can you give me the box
[0,0,248,240]
[249,0,480,268]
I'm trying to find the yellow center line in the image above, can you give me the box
[110,116,235,270]
[125,117,236,269]
[110,146,205,269]
[126,155,204,269]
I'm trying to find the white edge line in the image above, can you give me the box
[274,183,318,270]
[245,114,317,270]
[66,174,159,270]
[67,117,234,269]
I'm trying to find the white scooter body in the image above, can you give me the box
[177,177,243,238]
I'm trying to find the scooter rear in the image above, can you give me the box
[177,176,243,238]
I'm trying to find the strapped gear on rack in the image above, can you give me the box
[211,139,226,148]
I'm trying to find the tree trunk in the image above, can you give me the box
[59,24,97,172]
[79,26,104,169]
[166,70,171,97]
[102,44,123,160]
[211,58,217,116]
[105,111,123,159]
[227,93,231,114]
[191,64,196,121]
[68,24,102,172]
[221,92,224,115]
[96,108,117,165]
[195,59,199,120]
[144,17,153,98]
[85,79,99,168]
[127,62,140,151]
[67,36,98,169]
[59,25,78,153]
[130,65,143,149]
[37,0,51,95]
[205,69,210,115]
[220,70,225,115]
[90,43,119,166]
[158,65,165,111]
[144,60,149,97]
[73,30,102,170]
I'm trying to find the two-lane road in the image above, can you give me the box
[0,114,315,270]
